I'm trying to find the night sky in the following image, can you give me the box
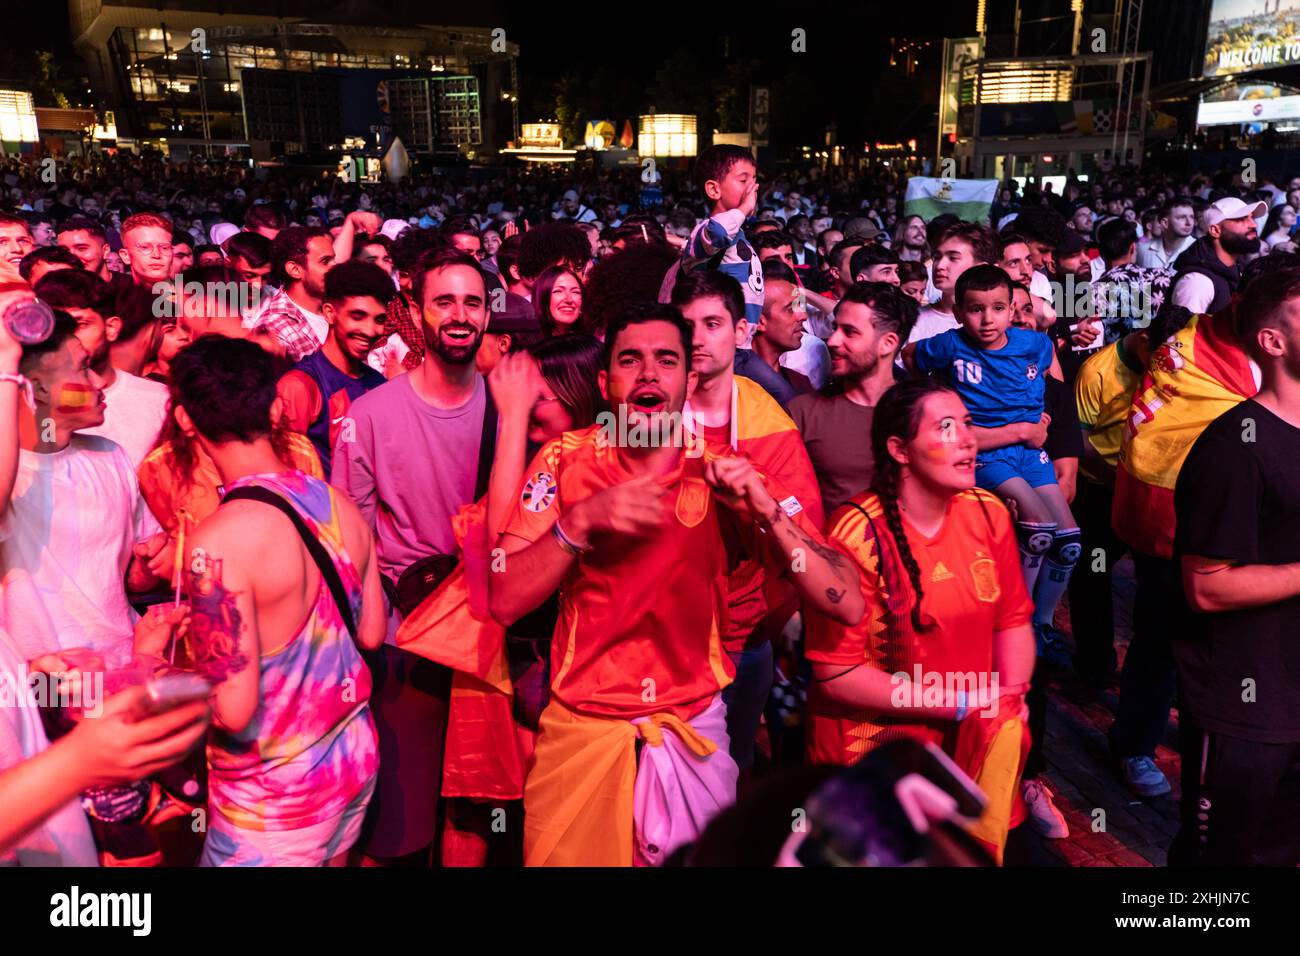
[0,1,981,143]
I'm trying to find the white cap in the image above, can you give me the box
[232,187,247,199]
[563,189,580,202]
[380,218,410,241]
[1205,197,1268,227]
[209,222,240,246]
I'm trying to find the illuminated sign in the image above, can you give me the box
[1198,91,1300,123]
[520,122,563,149]
[637,114,697,157]
[0,90,39,143]
[1204,0,1300,77]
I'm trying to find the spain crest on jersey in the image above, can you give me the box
[969,555,1001,603]
[675,476,711,528]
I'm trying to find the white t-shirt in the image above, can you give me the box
[0,435,160,666]
[908,305,960,344]
[0,632,98,867]
[80,369,169,467]
[1136,235,1194,271]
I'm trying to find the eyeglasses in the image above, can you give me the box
[133,243,173,257]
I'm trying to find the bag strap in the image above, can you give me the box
[474,385,498,502]
[220,485,358,640]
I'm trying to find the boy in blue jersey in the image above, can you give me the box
[677,145,764,340]
[903,264,1082,652]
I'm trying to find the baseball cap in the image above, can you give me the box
[209,222,240,246]
[380,218,410,241]
[487,292,540,335]
[1204,197,1268,227]
[563,189,580,202]
[1055,231,1088,257]
[844,220,881,242]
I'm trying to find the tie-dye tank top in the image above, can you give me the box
[207,471,378,831]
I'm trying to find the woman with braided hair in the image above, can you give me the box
[802,378,1036,860]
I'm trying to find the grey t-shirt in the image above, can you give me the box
[788,391,876,520]
[331,372,487,581]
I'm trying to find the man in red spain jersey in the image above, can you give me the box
[490,303,862,867]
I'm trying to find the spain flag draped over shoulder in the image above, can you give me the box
[396,500,532,800]
[717,376,826,640]
[732,375,825,530]
[1113,310,1257,559]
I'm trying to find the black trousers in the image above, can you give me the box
[357,644,452,861]
[1109,551,1184,759]
[1169,715,1300,866]
[1068,478,1124,680]
[1024,659,1049,780]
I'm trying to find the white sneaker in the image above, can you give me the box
[1022,779,1069,839]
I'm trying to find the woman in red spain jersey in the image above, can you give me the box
[804,378,1036,856]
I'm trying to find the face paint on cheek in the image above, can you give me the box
[56,383,97,414]
[922,442,952,463]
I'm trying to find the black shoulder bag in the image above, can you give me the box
[383,389,498,618]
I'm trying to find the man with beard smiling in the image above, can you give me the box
[1170,197,1267,315]
[332,248,496,865]
[790,282,916,517]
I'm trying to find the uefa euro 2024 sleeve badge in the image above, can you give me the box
[521,472,557,513]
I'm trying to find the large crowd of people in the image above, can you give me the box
[1,144,1298,868]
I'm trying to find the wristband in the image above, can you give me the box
[551,517,592,556]
[0,372,34,411]
[954,689,969,722]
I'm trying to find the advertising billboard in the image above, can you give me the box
[1204,0,1300,77]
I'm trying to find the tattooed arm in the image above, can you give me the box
[1181,554,1300,614]
[704,456,864,626]
[185,526,260,735]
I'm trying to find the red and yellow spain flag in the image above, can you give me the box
[704,375,826,650]
[396,500,532,801]
[1113,310,1256,559]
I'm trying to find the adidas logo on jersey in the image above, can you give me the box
[931,561,955,583]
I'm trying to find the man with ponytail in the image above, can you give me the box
[803,379,1036,862]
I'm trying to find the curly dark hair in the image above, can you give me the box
[580,240,679,338]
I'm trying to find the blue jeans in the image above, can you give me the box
[722,642,775,771]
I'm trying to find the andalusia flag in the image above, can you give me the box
[1112,311,1257,559]
[904,177,999,224]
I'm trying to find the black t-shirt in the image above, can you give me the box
[1043,375,1084,463]
[1173,399,1300,743]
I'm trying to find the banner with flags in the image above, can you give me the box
[903,176,998,223]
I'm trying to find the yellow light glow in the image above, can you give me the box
[520,122,563,148]
[0,90,39,143]
[638,114,697,157]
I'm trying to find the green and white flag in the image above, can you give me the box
[904,177,999,224]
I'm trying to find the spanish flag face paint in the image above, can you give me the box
[56,382,100,416]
